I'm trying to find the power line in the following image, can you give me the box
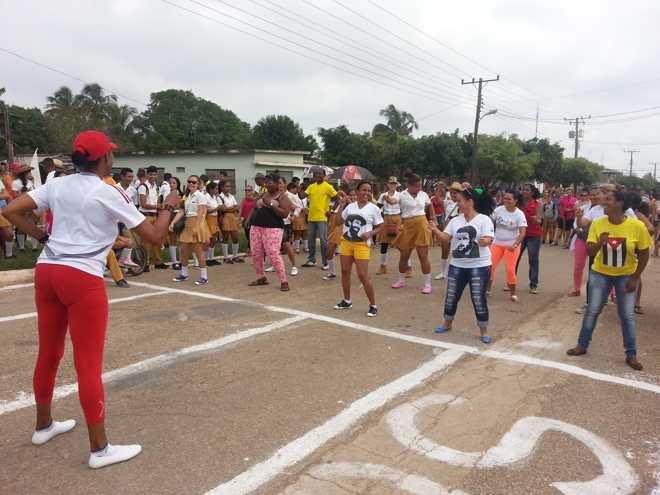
[463,75,500,180]
[0,47,149,108]
[624,150,640,176]
[211,0,474,105]
[365,0,542,101]
[564,115,591,158]
[158,0,476,107]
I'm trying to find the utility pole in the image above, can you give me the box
[563,115,591,158]
[462,75,500,182]
[0,88,13,162]
[650,162,657,182]
[624,150,639,176]
[535,103,539,139]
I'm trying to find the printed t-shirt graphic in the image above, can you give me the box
[453,225,479,259]
[601,237,626,268]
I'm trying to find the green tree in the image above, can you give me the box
[251,115,317,151]
[106,103,137,151]
[477,134,536,184]
[7,106,49,154]
[45,86,79,152]
[377,104,418,136]
[558,157,603,186]
[522,138,564,184]
[134,89,251,152]
[318,125,375,168]
[74,83,117,129]
[416,131,470,179]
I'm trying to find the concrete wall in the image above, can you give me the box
[113,151,307,200]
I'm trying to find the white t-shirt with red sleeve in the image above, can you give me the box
[29,172,146,277]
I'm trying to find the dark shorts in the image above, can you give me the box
[282,225,293,244]
[560,218,575,231]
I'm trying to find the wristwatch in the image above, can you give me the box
[38,232,49,244]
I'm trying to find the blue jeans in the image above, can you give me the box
[443,265,490,328]
[307,221,328,265]
[515,236,541,289]
[577,270,638,357]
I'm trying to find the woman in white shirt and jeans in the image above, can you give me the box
[431,186,495,343]
[4,130,178,468]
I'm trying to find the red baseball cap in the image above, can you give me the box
[72,130,117,161]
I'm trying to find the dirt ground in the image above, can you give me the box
[1,244,658,494]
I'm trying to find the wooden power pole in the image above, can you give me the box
[624,150,639,176]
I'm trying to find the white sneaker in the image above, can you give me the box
[88,443,143,469]
[322,264,330,271]
[265,266,275,272]
[119,258,139,268]
[434,272,445,280]
[290,266,298,276]
[31,419,76,445]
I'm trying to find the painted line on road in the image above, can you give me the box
[0,315,306,416]
[132,282,660,395]
[206,349,466,495]
[0,290,173,324]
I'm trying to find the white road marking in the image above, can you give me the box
[517,339,563,350]
[291,462,469,495]
[0,290,173,323]
[387,393,639,495]
[0,283,34,292]
[205,349,466,495]
[0,315,306,416]
[131,282,660,395]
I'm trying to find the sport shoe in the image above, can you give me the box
[391,280,405,289]
[32,419,76,445]
[334,300,353,310]
[265,266,275,272]
[154,263,168,270]
[421,285,433,294]
[88,443,143,469]
[575,304,586,315]
[195,277,209,285]
[367,305,378,317]
[434,272,445,280]
[290,266,299,276]
[323,273,337,281]
[119,258,139,268]
[115,279,130,288]
[322,264,330,271]
[377,265,387,275]
[173,275,189,282]
[302,261,316,267]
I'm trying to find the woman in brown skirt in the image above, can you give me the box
[170,175,210,285]
[391,172,434,294]
[292,195,308,254]
[376,176,401,275]
[205,181,221,266]
[219,181,242,264]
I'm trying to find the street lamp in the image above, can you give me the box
[470,108,497,181]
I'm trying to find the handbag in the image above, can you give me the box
[173,216,186,235]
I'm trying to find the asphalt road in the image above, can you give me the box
[1,244,658,494]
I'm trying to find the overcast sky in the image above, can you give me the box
[2,0,659,176]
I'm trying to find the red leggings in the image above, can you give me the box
[34,264,108,425]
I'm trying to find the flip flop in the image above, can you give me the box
[480,335,492,344]
[434,326,451,334]
[248,277,269,286]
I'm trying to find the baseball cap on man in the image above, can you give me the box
[72,130,117,161]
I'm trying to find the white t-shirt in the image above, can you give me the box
[377,191,401,215]
[159,181,171,201]
[220,192,238,211]
[0,179,6,208]
[12,178,34,194]
[492,206,527,247]
[341,201,384,246]
[28,173,145,278]
[399,190,431,219]
[118,182,138,206]
[444,213,495,268]
[285,191,303,225]
[46,170,57,183]
[444,198,459,220]
[584,205,635,222]
[138,181,159,213]
[206,193,219,217]
[185,190,208,217]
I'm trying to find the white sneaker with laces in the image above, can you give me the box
[265,266,275,272]
[322,264,330,271]
[434,273,445,280]
[88,443,143,469]
[290,266,298,276]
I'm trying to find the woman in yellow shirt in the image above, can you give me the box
[566,190,651,371]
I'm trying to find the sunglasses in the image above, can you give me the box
[188,180,198,184]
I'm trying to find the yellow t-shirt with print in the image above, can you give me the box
[305,181,337,222]
[587,216,651,276]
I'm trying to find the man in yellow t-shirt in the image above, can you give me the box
[301,168,337,268]
[567,190,651,371]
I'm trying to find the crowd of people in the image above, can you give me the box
[0,129,657,469]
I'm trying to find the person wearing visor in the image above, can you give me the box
[4,130,179,469]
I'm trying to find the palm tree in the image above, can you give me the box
[106,103,137,148]
[74,83,117,128]
[378,104,418,136]
[45,86,75,117]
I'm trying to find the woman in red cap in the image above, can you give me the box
[4,130,178,469]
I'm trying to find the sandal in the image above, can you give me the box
[434,326,451,334]
[248,277,269,286]
[280,282,290,292]
[634,305,644,315]
[567,290,580,297]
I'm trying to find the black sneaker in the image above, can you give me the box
[367,305,378,317]
[155,263,168,270]
[172,263,181,270]
[115,279,130,288]
[143,266,150,273]
[334,300,353,310]
[207,259,220,266]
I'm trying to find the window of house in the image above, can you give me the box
[176,166,186,173]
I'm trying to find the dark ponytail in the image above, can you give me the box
[71,150,99,170]
[402,169,421,186]
[460,186,494,216]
